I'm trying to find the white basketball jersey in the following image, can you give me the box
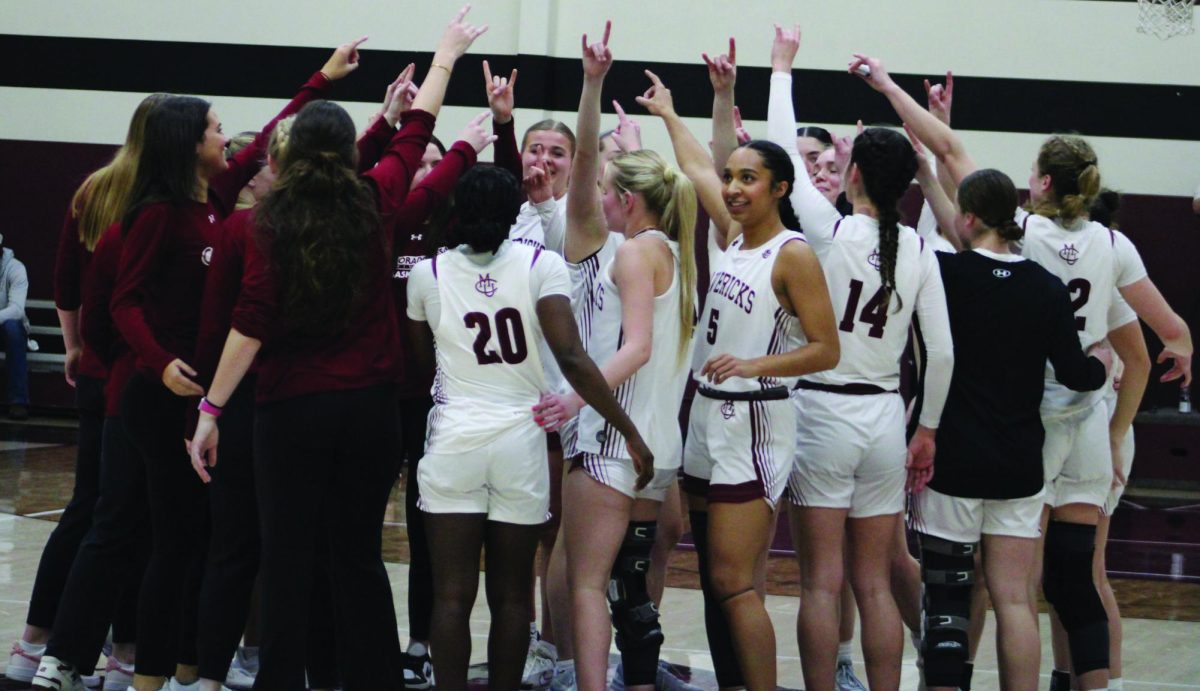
[1020,213,1147,416]
[694,230,808,393]
[576,231,693,467]
[425,244,550,453]
[804,215,942,390]
[572,232,625,349]
[509,196,569,396]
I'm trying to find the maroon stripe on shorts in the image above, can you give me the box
[707,480,767,504]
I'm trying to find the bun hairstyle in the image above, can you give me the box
[850,127,918,311]
[123,95,212,232]
[608,150,699,360]
[257,100,379,338]
[451,166,523,255]
[71,92,170,251]
[740,140,801,232]
[796,126,834,148]
[225,131,258,160]
[957,169,1023,242]
[521,119,577,157]
[266,116,294,162]
[1088,188,1121,230]
[1032,135,1101,225]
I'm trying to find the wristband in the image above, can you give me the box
[198,397,223,418]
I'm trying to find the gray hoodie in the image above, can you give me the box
[0,247,30,333]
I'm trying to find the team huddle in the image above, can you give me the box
[10,6,1194,691]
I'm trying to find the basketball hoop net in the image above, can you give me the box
[1138,0,1195,39]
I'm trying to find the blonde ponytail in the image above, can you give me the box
[1032,135,1101,225]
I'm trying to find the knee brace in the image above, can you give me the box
[918,533,976,688]
[688,511,743,689]
[608,521,663,686]
[1043,521,1109,675]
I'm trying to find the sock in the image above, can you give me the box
[407,641,428,658]
[1109,679,1123,691]
[1049,668,1071,691]
[961,661,974,691]
[837,640,853,665]
[18,640,47,655]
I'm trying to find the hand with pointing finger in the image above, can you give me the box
[611,100,642,153]
[925,71,955,125]
[771,23,801,73]
[733,105,751,145]
[436,5,489,62]
[635,70,676,118]
[703,37,737,94]
[321,36,369,81]
[382,63,418,127]
[582,20,613,79]
[848,54,895,92]
[483,60,518,125]
[458,111,499,153]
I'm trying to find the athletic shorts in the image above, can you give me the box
[1103,425,1135,516]
[682,394,792,508]
[915,486,1044,544]
[787,389,907,518]
[573,453,677,502]
[1042,405,1112,509]
[417,419,550,525]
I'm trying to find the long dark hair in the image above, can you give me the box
[256,100,380,338]
[740,140,801,231]
[122,95,210,232]
[851,127,917,311]
[958,169,1024,242]
[450,166,523,254]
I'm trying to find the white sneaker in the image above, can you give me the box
[6,640,44,683]
[549,663,576,691]
[101,656,135,691]
[167,678,233,691]
[31,654,89,691]
[655,660,702,691]
[224,647,258,690]
[834,660,868,691]
[520,639,557,689]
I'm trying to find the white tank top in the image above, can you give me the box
[694,229,808,393]
[1019,212,1147,417]
[803,215,943,391]
[575,231,693,467]
[425,244,549,453]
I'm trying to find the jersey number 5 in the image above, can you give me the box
[706,309,719,345]
[464,308,528,365]
[839,279,888,339]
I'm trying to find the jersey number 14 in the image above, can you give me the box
[839,279,889,339]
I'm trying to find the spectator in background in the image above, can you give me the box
[0,232,31,419]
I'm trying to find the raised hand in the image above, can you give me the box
[581,20,613,79]
[635,70,676,118]
[321,36,368,81]
[437,5,489,62]
[702,37,737,94]
[524,165,553,204]
[483,60,518,124]
[833,120,862,179]
[458,111,499,153]
[904,123,932,175]
[382,63,418,126]
[771,23,801,73]
[848,54,896,92]
[733,105,751,145]
[611,100,642,152]
[924,71,954,125]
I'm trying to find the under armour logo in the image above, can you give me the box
[201,247,213,266]
[720,400,735,420]
[992,268,1012,278]
[868,249,882,270]
[1059,243,1080,265]
[207,214,216,224]
[475,273,498,297]
[411,234,423,241]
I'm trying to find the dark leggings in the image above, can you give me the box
[252,384,403,691]
[196,378,258,681]
[425,515,541,691]
[45,415,149,675]
[399,395,434,643]
[121,373,210,677]
[688,510,744,688]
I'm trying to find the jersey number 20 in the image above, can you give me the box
[464,308,528,365]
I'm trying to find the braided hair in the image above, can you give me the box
[850,128,917,311]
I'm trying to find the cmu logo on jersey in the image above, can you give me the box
[868,249,882,271]
[201,247,213,266]
[720,400,736,420]
[475,273,498,297]
[992,268,1012,279]
[762,249,773,259]
[1059,243,1080,265]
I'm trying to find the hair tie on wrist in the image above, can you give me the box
[430,63,452,74]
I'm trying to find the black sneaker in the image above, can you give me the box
[402,651,433,690]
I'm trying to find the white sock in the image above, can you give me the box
[1109,679,1123,691]
[18,639,47,655]
[407,641,428,657]
[837,640,853,665]
[539,641,558,660]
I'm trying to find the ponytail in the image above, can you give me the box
[958,168,1024,242]
[1031,135,1101,225]
[778,194,801,231]
[851,128,918,312]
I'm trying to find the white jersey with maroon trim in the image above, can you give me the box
[1019,212,1147,416]
[693,229,808,394]
[575,231,693,468]
[407,241,571,453]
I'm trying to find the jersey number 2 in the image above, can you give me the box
[1066,278,1091,331]
[839,279,888,339]
[464,308,528,365]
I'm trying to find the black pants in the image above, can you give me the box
[197,377,258,681]
[26,377,108,630]
[45,415,150,675]
[121,373,210,677]
[399,395,434,643]
[252,384,403,691]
